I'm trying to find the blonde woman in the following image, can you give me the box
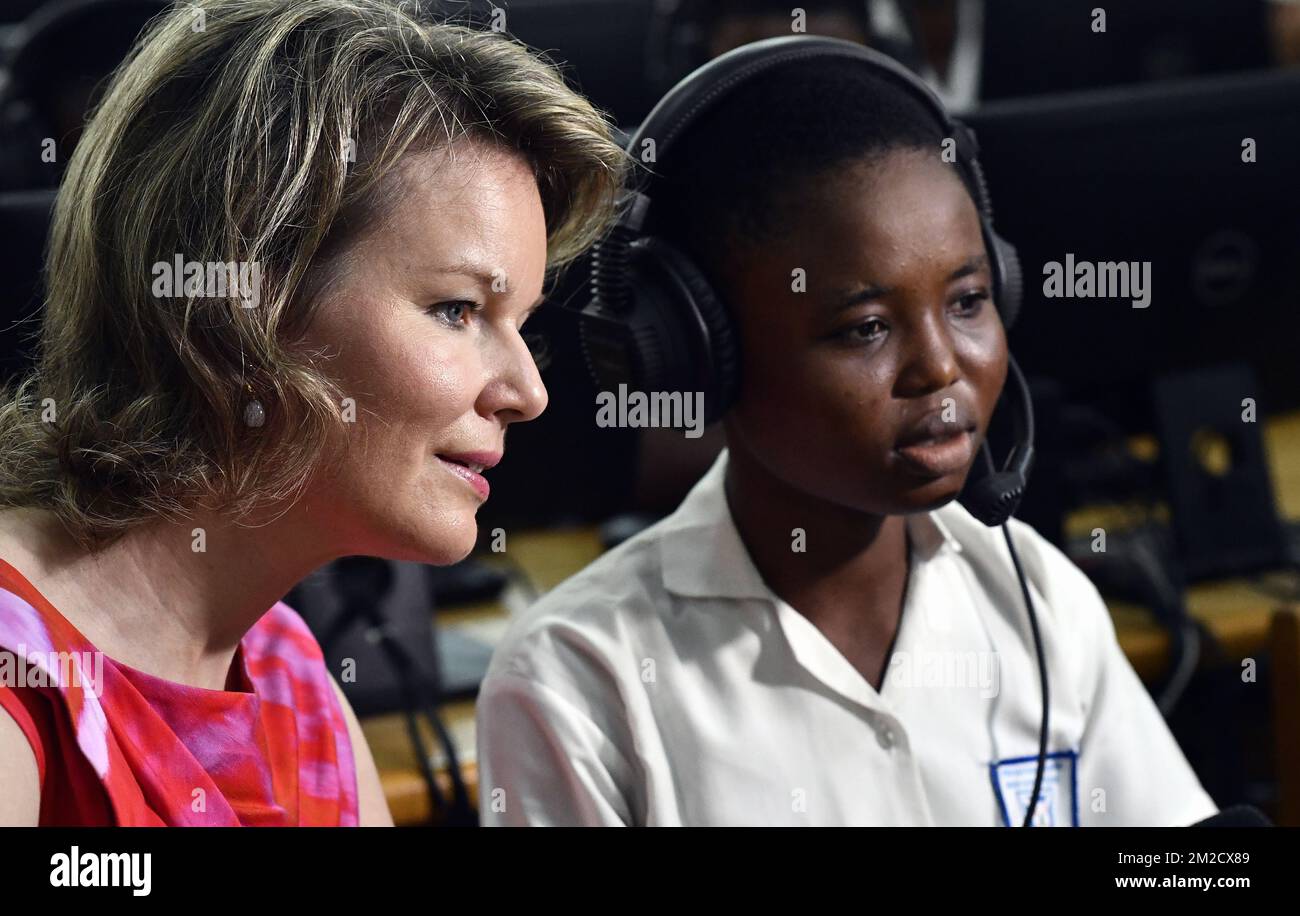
[0,0,625,826]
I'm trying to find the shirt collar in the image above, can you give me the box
[659,449,962,602]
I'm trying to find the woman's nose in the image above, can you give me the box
[480,331,548,424]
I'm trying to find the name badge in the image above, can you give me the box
[990,749,1079,827]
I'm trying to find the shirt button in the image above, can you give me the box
[877,724,896,749]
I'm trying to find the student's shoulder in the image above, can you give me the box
[486,514,679,685]
[932,500,1124,704]
[931,499,1109,636]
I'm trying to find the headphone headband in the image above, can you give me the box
[580,34,1023,428]
[626,36,993,236]
[631,36,947,158]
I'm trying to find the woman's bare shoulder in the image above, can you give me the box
[0,700,40,826]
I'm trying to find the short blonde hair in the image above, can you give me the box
[0,0,628,550]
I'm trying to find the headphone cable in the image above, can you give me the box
[1002,522,1050,826]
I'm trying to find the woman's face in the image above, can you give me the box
[723,148,1008,515]
[299,139,549,565]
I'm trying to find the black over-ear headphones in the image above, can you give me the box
[579,37,1051,824]
[579,34,1034,528]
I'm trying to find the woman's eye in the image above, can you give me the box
[429,300,481,327]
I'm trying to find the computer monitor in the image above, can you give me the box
[966,67,1300,431]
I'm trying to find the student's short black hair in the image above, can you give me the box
[653,57,953,300]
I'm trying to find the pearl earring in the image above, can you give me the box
[243,380,265,428]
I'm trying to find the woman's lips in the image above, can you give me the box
[437,455,491,499]
[893,428,976,478]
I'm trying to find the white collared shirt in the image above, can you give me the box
[476,450,1218,826]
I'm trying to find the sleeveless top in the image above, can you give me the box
[0,558,359,825]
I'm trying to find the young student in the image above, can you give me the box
[475,37,1220,826]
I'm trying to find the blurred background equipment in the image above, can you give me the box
[0,0,170,190]
[287,556,508,826]
[967,68,1300,428]
[0,188,53,382]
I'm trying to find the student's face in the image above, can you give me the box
[298,139,549,565]
[722,148,1008,515]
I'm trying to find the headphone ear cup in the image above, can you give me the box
[638,237,740,424]
[991,232,1023,330]
[954,124,1022,330]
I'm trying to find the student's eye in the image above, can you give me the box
[836,317,887,344]
[427,299,482,328]
[953,290,990,316]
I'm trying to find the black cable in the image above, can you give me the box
[1057,403,1213,716]
[1002,522,1050,827]
[326,558,476,825]
[367,617,476,824]
[318,606,450,815]
[1126,528,1201,715]
[372,615,474,825]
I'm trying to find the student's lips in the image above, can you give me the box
[436,450,500,499]
[892,428,976,477]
